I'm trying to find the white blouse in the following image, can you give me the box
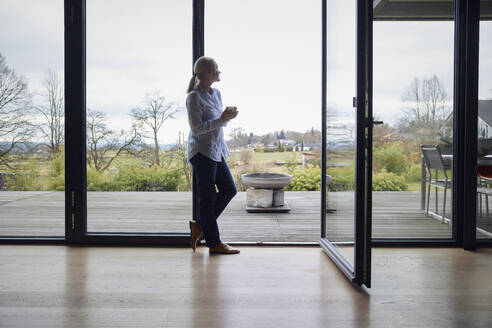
[186,87,230,162]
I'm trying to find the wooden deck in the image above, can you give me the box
[0,191,490,241]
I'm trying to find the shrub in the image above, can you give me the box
[404,164,422,183]
[49,151,65,178]
[114,165,183,191]
[48,175,65,191]
[47,152,66,191]
[232,170,248,192]
[407,151,421,164]
[285,153,299,175]
[286,165,321,191]
[372,170,408,191]
[87,167,112,191]
[326,165,355,191]
[373,142,410,175]
[240,149,253,165]
[6,159,40,191]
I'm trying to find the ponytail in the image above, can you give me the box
[187,75,197,93]
[186,56,217,94]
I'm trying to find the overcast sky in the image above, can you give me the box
[1,0,491,145]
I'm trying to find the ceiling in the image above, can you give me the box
[373,0,492,21]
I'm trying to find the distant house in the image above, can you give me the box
[441,100,492,139]
[295,143,321,151]
[279,139,296,146]
[478,100,492,138]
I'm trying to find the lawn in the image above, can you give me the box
[228,150,303,163]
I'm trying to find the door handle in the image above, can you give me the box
[373,121,384,126]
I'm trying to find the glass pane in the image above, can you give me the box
[206,0,321,243]
[0,1,64,236]
[86,1,192,233]
[324,0,356,263]
[477,2,492,240]
[372,4,454,239]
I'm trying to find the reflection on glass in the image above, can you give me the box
[325,0,356,263]
[372,15,454,239]
[477,5,492,239]
[86,1,192,233]
[206,0,321,243]
[0,1,64,236]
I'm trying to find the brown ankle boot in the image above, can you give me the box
[189,221,203,252]
[209,243,240,255]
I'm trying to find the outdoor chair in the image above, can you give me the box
[476,165,492,224]
[421,145,452,223]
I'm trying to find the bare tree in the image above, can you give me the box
[261,133,275,146]
[227,127,248,149]
[400,76,450,130]
[0,53,33,169]
[34,70,64,155]
[168,131,192,191]
[87,108,140,172]
[401,78,422,124]
[129,92,183,167]
[303,127,322,144]
[423,76,449,124]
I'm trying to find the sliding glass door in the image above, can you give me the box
[320,0,372,287]
[204,0,321,243]
[85,0,192,235]
[64,0,190,244]
[372,1,455,241]
[0,0,65,238]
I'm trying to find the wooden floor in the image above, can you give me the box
[0,245,491,328]
[0,191,491,241]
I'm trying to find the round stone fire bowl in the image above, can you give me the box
[241,172,293,189]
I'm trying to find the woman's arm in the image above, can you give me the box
[187,92,226,136]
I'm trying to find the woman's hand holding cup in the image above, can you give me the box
[221,106,238,122]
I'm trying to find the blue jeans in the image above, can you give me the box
[190,153,237,248]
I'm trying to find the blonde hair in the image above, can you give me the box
[186,56,217,93]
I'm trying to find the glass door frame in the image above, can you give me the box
[475,0,492,248]
[319,0,489,255]
[64,0,195,245]
[319,0,372,288]
[369,1,460,246]
[460,0,491,249]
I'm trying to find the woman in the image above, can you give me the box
[186,56,240,255]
